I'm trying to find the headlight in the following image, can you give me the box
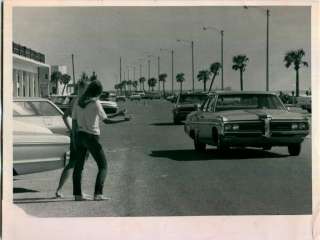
[224,124,232,131]
[224,123,239,131]
[291,123,298,130]
[232,124,239,131]
[298,122,307,130]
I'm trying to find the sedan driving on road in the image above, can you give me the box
[184,91,309,156]
[173,92,208,124]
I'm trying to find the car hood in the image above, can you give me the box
[175,103,198,110]
[100,100,118,107]
[218,109,306,121]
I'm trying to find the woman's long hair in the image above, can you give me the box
[78,80,103,108]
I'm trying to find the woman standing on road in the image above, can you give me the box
[55,81,89,198]
[72,80,130,201]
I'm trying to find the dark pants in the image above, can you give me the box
[73,131,107,196]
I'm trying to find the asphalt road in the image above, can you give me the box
[13,99,312,217]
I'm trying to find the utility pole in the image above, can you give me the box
[158,56,160,92]
[120,57,122,83]
[191,41,194,92]
[171,50,174,94]
[266,9,270,91]
[221,30,224,90]
[71,54,75,93]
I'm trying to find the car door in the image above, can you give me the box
[197,95,217,141]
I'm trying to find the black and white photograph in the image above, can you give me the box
[2,0,319,239]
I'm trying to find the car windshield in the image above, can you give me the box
[179,94,207,104]
[215,94,285,112]
[13,101,61,117]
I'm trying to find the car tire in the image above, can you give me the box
[217,136,229,152]
[194,134,206,153]
[288,143,301,156]
[173,117,180,124]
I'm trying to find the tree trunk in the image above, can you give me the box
[180,82,182,93]
[296,69,299,97]
[163,81,165,97]
[208,74,216,92]
[62,84,67,95]
[240,70,243,91]
[203,80,206,92]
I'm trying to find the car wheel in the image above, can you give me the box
[288,143,301,156]
[173,117,180,124]
[217,136,229,152]
[194,133,206,153]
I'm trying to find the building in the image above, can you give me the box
[13,42,50,98]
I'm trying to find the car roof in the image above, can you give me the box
[13,97,51,101]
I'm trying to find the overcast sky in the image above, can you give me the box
[13,6,311,92]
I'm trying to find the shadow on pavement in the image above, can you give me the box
[13,187,39,193]
[14,197,76,204]
[150,148,288,161]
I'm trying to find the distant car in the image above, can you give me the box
[99,98,119,114]
[49,95,77,113]
[116,95,126,102]
[13,97,71,135]
[129,94,142,100]
[184,91,310,156]
[13,120,70,175]
[166,95,177,103]
[296,96,311,113]
[173,93,208,124]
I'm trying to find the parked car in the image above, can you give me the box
[116,95,126,102]
[129,94,142,100]
[49,95,77,113]
[184,91,309,156]
[99,98,119,114]
[296,95,311,113]
[13,97,71,135]
[173,92,208,124]
[13,120,70,175]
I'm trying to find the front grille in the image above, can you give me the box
[103,107,117,114]
[178,107,196,112]
[239,122,264,131]
[270,122,292,131]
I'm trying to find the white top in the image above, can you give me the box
[72,99,108,135]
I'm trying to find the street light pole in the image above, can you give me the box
[120,57,122,84]
[266,9,270,91]
[171,50,174,94]
[158,56,160,92]
[221,30,224,90]
[191,41,194,92]
[244,6,270,91]
[177,39,195,92]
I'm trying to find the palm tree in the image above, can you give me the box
[284,49,308,97]
[197,70,210,92]
[232,55,249,91]
[90,71,98,81]
[127,80,132,93]
[61,74,71,95]
[148,78,157,91]
[139,77,146,91]
[50,71,62,94]
[208,62,221,92]
[133,80,138,91]
[159,73,167,96]
[176,73,185,93]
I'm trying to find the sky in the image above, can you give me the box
[13,6,311,92]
